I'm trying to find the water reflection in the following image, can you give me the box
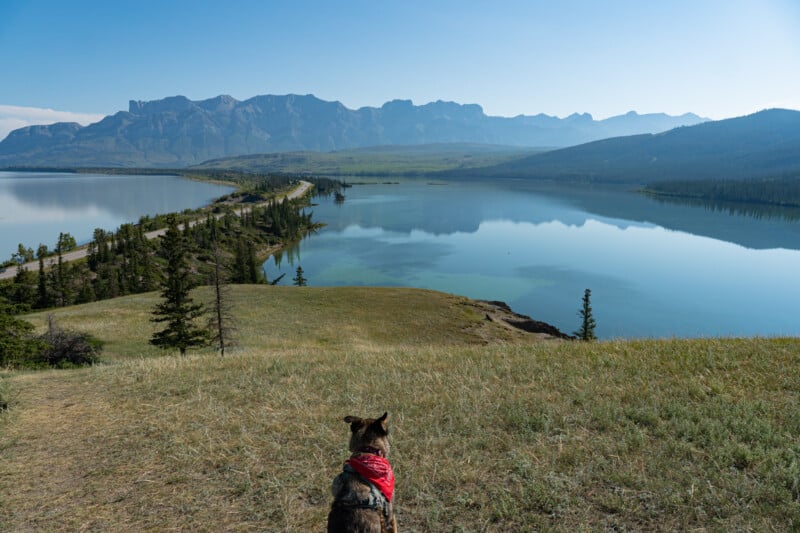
[493,180,800,250]
[647,193,800,222]
[312,179,800,250]
[266,179,800,338]
[0,171,234,255]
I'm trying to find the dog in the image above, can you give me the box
[327,412,397,533]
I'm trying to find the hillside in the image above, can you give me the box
[192,143,544,175]
[0,93,706,167]
[465,108,800,184]
[1,286,798,531]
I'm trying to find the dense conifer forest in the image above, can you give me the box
[643,175,800,208]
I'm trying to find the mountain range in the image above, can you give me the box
[0,94,706,168]
[465,108,800,183]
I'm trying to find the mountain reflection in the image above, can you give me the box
[317,179,800,251]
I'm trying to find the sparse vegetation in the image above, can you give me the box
[1,287,798,531]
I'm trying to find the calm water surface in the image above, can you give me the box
[0,171,234,257]
[265,179,800,339]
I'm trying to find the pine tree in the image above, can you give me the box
[150,215,208,356]
[574,288,597,341]
[36,244,49,309]
[54,233,74,306]
[245,241,261,283]
[293,266,307,287]
[207,243,236,356]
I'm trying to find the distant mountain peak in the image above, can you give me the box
[0,93,710,167]
[129,95,196,114]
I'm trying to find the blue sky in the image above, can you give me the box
[1,0,799,138]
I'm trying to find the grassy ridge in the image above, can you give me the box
[1,287,799,531]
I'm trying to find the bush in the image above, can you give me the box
[35,316,102,368]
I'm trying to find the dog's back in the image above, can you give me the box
[327,413,397,533]
[327,467,387,532]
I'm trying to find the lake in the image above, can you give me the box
[0,171,235,258]
[265,179,800,339]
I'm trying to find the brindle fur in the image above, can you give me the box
[327,412,397,533]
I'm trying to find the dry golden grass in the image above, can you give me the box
[1,287,799,531]
[19,286,526,360]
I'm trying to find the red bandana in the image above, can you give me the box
[346,454,395,502]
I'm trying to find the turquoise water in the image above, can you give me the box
[0,171,234,257]
[265,179,800,339]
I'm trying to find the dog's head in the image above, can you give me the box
[344,412,391,456]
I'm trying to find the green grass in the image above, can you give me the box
[1,287,799,531]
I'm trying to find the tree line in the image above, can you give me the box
[643,175,800,209]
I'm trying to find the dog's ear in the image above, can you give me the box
[371,412,389,435]
[344,416,362,432]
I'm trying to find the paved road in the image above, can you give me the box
[0,180,313,280]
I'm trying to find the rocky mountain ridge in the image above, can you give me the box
[0,94,707,167]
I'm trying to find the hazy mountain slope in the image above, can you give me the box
[0,94,706,168]
[192,143,543,175]
[467,109,800,183]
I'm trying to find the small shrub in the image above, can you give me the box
[35,315,102,368]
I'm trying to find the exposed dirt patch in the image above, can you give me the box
[463,299,572,341]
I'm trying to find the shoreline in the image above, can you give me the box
[0,180,313,281]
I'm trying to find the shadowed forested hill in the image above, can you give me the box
[463,109,800,185]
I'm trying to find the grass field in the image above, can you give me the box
[1,286,799,531]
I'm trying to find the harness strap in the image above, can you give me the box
[334,464,392,525]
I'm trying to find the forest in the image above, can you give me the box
[642,175,800,208]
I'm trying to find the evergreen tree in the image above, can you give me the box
[36,244,49,309]
[139,249,157,292]
[231,238,263,284]
[245,241,261,283]
[54,233,74,306]
[0,298,42,367]
[293,266,307,287]
[207,243,236,356]
[574,288,597,341]
[231,240,248,283]
[16,243,34,262]
[150,215,207,356]
[9,265,36,308]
